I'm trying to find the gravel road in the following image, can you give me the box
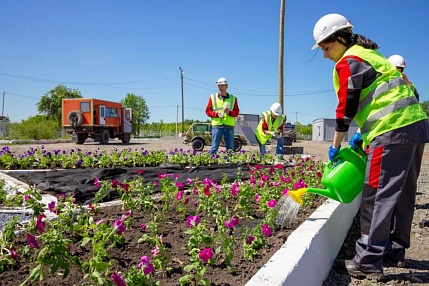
[2,138,428,285]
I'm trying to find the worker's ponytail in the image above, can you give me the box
[352,34,379,50]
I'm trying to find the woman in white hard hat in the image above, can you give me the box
[255,102,285,158]
[387,55,420,101]
[312,13,429,281]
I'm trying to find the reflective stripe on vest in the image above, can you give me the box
[333,45,427,143]
[210,93,236,126]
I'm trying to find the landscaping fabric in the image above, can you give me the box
[6,163,256,204]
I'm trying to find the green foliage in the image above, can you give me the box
[420,100,429,117]
[296,122,312,137]
[8,115,59,140]
[121,93,150,136]
[37,84,82,126]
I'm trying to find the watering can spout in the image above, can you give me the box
[306,187,340,201]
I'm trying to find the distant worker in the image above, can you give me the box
[205,77,240,155]
[388,54,420,101]
[255,102,285,158]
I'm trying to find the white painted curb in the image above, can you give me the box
[246,195,361,286]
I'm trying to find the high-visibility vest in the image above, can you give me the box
[333,45,427,144]
[210,93,236,127]
[255,111,285,145]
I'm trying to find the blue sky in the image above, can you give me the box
[1,1,427,125]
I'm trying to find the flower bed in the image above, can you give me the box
[0,147,325,285]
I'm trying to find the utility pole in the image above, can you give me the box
[176,105,179,137]
[2,91,4,117]
[295,111,298,124]
[179,67,184,134]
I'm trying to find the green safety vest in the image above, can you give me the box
[255,111,285,145]
[210,93,236,127]
[333,45,427,144]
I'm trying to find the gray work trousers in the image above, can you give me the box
[353,143,425,273]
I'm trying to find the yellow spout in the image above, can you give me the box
[288,188,308,205]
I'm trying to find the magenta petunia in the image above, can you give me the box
[175,181,184,189]
[27,233,39,249]
[94,177,101,187]
[262,223,272,237]
[186,215,200,228]
[36,214,46,234]
[246,235,255,245]
[282,188,290,196]
[267,199,277,208]
[176,190,184,201]
[111,272,126,286]
[9,248,19,262]
[198,247,214,263]
[113,220,126,235]
[140,223,147,231]
[137,255,154,275]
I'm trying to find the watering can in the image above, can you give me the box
[288,145,367,205]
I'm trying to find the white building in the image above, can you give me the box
[312,118,359,142]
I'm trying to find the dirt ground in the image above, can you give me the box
[3,138,429,285]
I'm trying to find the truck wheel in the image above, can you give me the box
[100,129,109,144]
[122,133,131,144]
[67,110,84,128]
[192,139,204,151]
[233,139,243,152]
[76,133,86,145]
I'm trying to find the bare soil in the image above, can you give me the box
[1,139,428,285]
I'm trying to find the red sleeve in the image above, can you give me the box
[229,98,239,117]
[261,117,268,131]
[205,97,217,118]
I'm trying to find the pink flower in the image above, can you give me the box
[140,223,147,231]
[23,194,30,202]
[113,220,126,235]
[9,248,19,262]
[254,194,261,203]
[176,181,184,189]
[198,248,214,263]
[224,217,239,229]
[151,245,160,257]
[27,233,39,248]
[267,199,277,208]
[111,179,120,188]
[246,235,255,245]
[176,190,184,201]
[186,178,192,185]
[203,185,211,196]
[293,179,307,190]
[186,215,200,228]
[47,201,59,214]
[36,214,46,234]
[120,183,130,193]
[262,223,272,237]
[121,210,132,221]
[282,188,290,196]
[137,256,154,275]
[94,177,101,187]
[136,169,144,174]
[88,203,96,213]
[158,173,170,179]
[96,219,105,225]
[111,272,126,286]
[231,183,240,197]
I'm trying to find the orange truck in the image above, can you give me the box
[62,98,132,144]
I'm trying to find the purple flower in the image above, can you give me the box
[27,233,39,248]
[137,255,154,275]
[140,223,147,231]
[9,248,19,262]
[293,179,307,190]
[246,235,255,245]
[176,181,184,189]
[231,183,240,197]
[94,177,101,187]
[267,199,277,208]
[199,248,214,263]
[23,194,30,202]
[262,223,272,237]
[36,214,46,234]
[176,190,184,201]
[113,220,126,235]
[111,272,126,286]
[186,215,200,228]
[254,194,261,203]
[282,188,290,196]
[151,245,159,257]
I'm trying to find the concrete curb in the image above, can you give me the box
[246,195,361,286]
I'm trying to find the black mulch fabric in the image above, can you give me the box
[5,163,260,205]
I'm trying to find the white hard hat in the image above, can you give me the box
[387,55,406,68]
[270,102,282,116]
[312,13,353,50]
[216,77,228,85]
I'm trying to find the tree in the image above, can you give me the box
[37,84,82,126]
[121,93,150,136]
[420,100,429,117]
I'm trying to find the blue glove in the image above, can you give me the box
[349,132,363,150]
[328,145,340,162]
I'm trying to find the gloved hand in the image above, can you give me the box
[274,130,283,138]
[328,145,340,162]
[349,132,363,150]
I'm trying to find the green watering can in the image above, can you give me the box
[288,145,367,205]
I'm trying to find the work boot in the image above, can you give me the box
[334,259,384,281]
[383,254,406,268]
